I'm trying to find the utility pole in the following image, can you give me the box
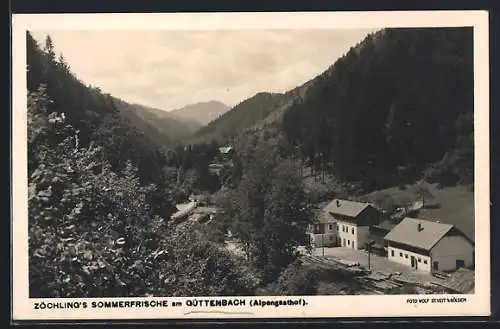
[367,240,375,271]
[322,232,325,257]
[368,245,371,271]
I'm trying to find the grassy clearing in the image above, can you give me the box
[301,167,474,242]
[362,183,474,240]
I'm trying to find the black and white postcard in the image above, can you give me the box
[11,11,490,320]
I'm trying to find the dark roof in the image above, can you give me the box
[384,217,454,251]
[323,199,372,218]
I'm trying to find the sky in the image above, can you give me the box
[31,29,377,111]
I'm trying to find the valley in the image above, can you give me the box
[26,27,475,298]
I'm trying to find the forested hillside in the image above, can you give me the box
[281,27,473,191]
[27,31,259,297]
[27,32,197,154]
[191,92,286,143]
[192,28,474,192]
[118,101,201,148]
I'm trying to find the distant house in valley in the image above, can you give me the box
[218,146,233,155]
[209,146,235,177]
[218,146,234,161]
[384,217,474,273]
[322,199,380,250]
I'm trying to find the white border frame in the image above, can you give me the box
[12,11,490,320]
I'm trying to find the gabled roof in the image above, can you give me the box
[323,199,372,218]
[315,208,336,224]
[384,217,454,251]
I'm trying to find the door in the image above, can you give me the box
[342,238,346,247]
[456,259,465,269]
[411,256,417,269]
[433,261,439,271]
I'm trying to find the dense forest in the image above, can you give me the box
[193,28,474,192]
[282,28,474,191]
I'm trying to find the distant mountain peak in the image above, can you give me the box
[170,100,230,126]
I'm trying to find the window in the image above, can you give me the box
[328,224,333,230]
[351,227,355,234]
[424,260,428,264]
[391,250,394,257]
[348,240,350,246]
[456,259,465,269]
[418,258,422,262]
[399,252,403,257]
[405,254,408,259]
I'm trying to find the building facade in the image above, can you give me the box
[308,221,338,247]
[323,199,379,250]
[384,217,474,273]
[337,220,370,249]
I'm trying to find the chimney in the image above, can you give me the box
[417,222,423,232]
[336,200,341,207]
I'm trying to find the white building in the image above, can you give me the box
[384,217,475,273]
[322,199,379,250]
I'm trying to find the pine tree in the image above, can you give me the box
[57,53,70,72]
[44,35,56,61]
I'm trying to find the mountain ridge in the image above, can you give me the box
[190,92,286,143]
[170,100,230,126]
[121,102,202,145]
[190,27,473,192]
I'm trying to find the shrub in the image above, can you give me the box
[28,88,257,298]
[267,260,318,296]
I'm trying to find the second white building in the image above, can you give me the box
[384,217,474,273]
